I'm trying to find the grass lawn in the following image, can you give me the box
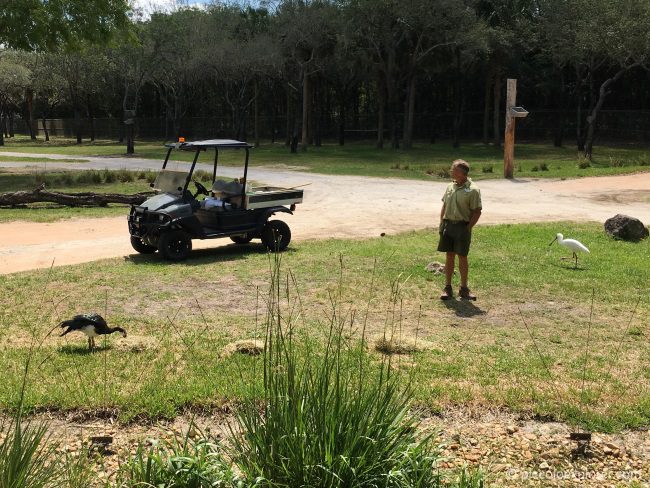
[0,155,88,163]
[1,135,650,180]
[1,222,648,432]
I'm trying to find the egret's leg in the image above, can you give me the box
[573,252,578,268]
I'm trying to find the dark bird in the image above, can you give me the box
[59,313,127,351]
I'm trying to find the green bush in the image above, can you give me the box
[230,257,449,488]
[115,430,239,488]
[193,170,213,182]
[0,417,60,488]
[482,165,493,173]
[103,169,117,183]
[539,163,549,171]
[116,169,134,183]
[531,165,539,172]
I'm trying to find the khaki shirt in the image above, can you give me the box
[441,178,482,222]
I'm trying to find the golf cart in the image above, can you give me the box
[127,139,303,261]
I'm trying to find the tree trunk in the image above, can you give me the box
[0,186,153,207]
[376,77,385,149]
[25,89,36,139]
[301,71,310,152]
[254,79,260,148]
[403,73,416,149]
[74,108,82,144]
[338,90,346,146]
[285,88,292,146]
[452,49,463,149]
[126,123,134,154]
[553,69,565,147]
[575,66,585,152]
[42,117,50,142]
[492,70,501,147]
[583,67,629,159]
[0,112,4,146]
[9,112,15,137]
[313,78,321,147]
[482,68,492,144]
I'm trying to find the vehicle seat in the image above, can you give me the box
[211,179,243,198]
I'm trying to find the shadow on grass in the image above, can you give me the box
[124,242,297,267]
[58,344,113,355]
[441,298,486,318]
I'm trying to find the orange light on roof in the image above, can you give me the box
[178,137,185,143]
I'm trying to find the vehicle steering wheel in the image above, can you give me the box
[193,181,209,197]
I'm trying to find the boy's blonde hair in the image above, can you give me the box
[451,159,470,174]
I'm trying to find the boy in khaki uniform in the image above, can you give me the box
[437,159,482,300]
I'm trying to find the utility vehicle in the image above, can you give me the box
[128,139,303,261]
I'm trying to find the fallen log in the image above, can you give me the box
[0,185,154,207]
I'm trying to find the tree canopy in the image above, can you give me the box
[1,0,649,157]
[0,0,130,50]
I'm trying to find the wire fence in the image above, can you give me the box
[7,109,650,143]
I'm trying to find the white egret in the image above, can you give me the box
[548,233,590,268]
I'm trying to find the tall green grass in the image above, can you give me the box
[114,255,483,487]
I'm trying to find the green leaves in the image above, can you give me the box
[0,0,130,51]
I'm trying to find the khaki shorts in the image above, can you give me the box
[437,220,472,256]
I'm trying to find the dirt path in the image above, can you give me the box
[1,155,649,274]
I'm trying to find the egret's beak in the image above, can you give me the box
[548,237,557,246]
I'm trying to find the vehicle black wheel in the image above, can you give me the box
[157,230,192,261]
[130,236,157,254]
[230,233,254,244]
[261,220,291,252]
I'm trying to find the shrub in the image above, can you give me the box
[115,429,239,487]
[230,256,447,488]
[116,169,134,183]
[531,165,539,172]
[578,160,591,169]
[482,165,493,173]
[103,169,117,183]
[0,417,61,488]
[60,172,75,185]
[539,163,549,171]
[193,169,212,182]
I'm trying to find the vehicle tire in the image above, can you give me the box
[130,236,157,254]
[261,220,291,252]
[157,230,192,261]
[230,233,254,244]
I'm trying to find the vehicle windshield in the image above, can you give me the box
[153,169,189,195]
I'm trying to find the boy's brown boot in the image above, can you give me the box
[459,286,476,301]
[440,285,453,300]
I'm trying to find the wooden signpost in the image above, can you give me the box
[503,78,528,179]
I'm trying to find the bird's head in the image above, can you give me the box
[548,233,562,246]
[121,329,127,338]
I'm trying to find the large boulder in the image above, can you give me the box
[604,214,649,242]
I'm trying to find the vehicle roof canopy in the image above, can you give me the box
[165,139,253,150]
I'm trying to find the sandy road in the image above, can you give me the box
[1,153,649,274]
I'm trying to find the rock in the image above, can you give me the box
[506,425,518,434]
[604,214,649,242]
[221,339,264,357]
[425,261,445,274]
[539,461,550,470]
